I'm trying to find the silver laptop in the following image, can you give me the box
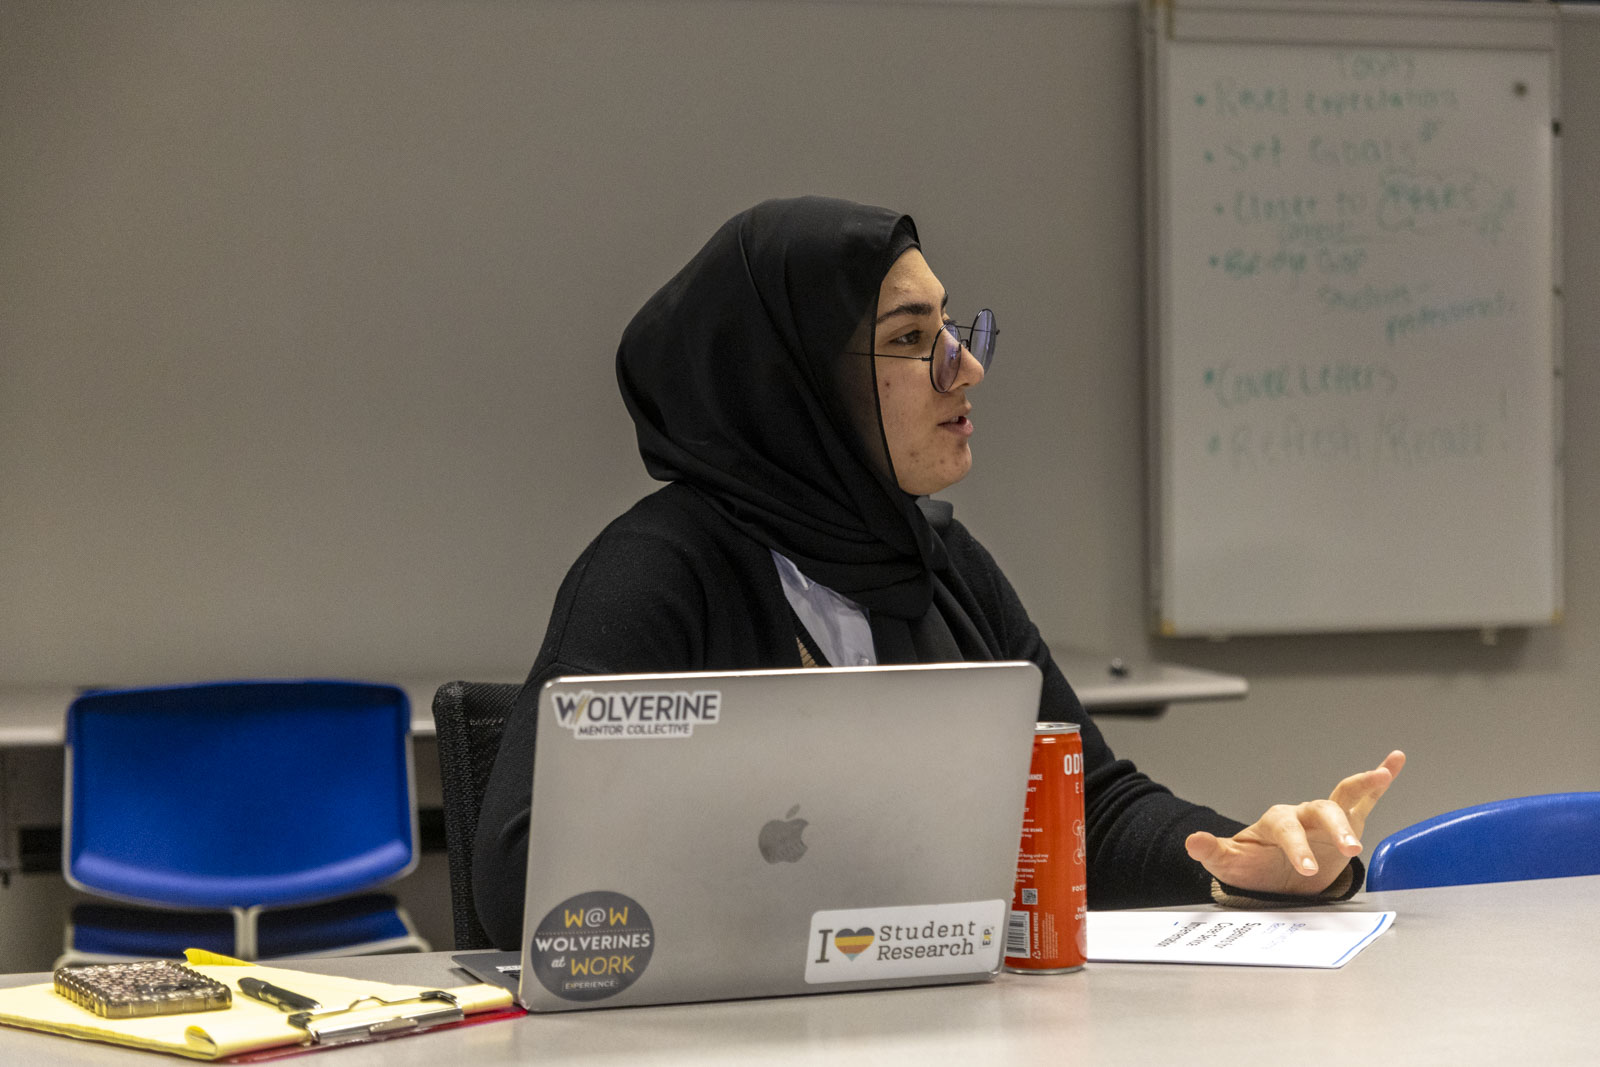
[459,661,1041,1012]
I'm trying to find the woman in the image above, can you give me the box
[472,196,1403,949]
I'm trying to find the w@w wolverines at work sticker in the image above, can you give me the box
[805,900,1007,984]
[529,891,654,1001]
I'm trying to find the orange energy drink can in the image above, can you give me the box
[1005,722,1087,974]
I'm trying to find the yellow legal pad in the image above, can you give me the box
[0,951,514,1060]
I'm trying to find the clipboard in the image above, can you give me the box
[0,950,517,1060]
[281,989,463,1046]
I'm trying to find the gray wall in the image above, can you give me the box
[3,0,1598,905]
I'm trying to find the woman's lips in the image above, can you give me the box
[941,414,974,437]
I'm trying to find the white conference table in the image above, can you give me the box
[2,874,1592,1065]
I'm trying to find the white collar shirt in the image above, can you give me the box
[770,550,877,668]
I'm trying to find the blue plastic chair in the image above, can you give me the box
[60,680,429,963]
[1366,792,1600,892]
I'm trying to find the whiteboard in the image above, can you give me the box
[1143,0,1562,636]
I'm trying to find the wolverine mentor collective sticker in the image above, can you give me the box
[529,891,654,1002]
[804,900,1007,985]
[551,687,723,739]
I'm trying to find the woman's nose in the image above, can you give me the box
[954,345,985,390]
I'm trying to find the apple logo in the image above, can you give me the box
[758,805,808,863]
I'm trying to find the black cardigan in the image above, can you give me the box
[472,482,1246,949]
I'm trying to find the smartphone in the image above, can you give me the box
[54,960,233,1017]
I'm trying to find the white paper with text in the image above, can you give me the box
[1087,910,1393,968]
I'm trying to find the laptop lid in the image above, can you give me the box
[509,661,1041,1012]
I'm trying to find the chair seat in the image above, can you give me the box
[66,904,236,960]
[62,893,426,964]
[70,845,418,911]
[258,893,425,958]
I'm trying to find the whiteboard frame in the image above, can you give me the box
[1141,0,1564,636]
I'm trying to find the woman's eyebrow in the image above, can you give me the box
[875,292,950,325]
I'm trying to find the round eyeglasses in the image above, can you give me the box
[861,309,997,393]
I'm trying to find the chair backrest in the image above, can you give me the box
[65,680,416,910]
[431,680,518,951]
[1367,792,1600,891]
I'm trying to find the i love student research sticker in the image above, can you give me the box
[805,900,1006,985]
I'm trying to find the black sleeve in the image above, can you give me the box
[940,520,1247,909]
[470,520,718,949]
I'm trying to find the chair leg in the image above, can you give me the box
[233,905,262,961]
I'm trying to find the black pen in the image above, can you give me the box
[237,976,322,1014]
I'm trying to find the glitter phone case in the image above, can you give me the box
[54,960,233,1017]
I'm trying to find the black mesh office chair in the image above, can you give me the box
[431,680,520,951]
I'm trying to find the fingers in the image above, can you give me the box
[1185,830,1254,886]
[1261,805,1323,877]
[1185,753,1409,894]
[1330,749,1407,821]
[1299,798,1362,857]
[1184,830,1223,865]
[1254,801,1361,877]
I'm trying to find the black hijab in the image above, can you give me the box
[617,196,992,664]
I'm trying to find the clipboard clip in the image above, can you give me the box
[286,989,462,1046]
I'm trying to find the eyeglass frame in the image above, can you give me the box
[851,310,998,394]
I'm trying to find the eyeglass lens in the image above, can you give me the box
[932,310,997,392]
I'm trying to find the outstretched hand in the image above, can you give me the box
[1185,750,1407,896]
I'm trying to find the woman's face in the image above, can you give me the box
[871,249,985,496]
